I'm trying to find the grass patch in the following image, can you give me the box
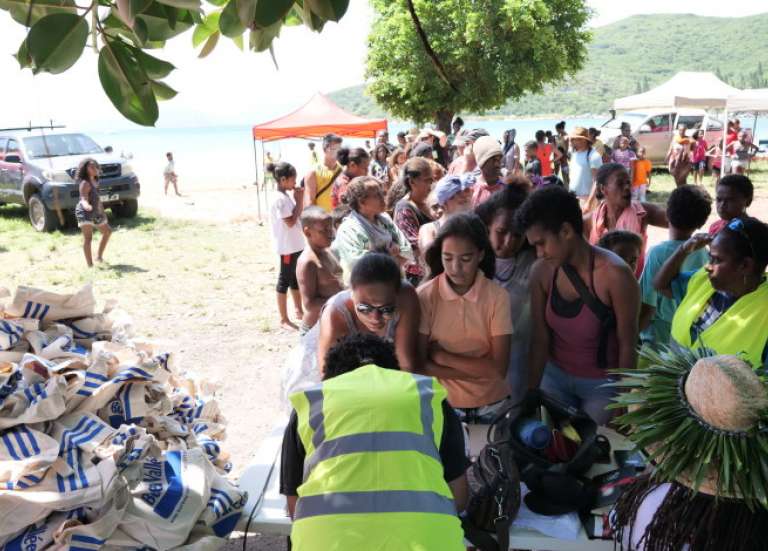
[644,161,768,206]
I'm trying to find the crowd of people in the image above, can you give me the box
[263,119,768,548]
[268,122,767,395]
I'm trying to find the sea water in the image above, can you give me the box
[88,116,767,192]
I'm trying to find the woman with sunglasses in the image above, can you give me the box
[316,253,420,375]
[332,176,412,285]
[417,213,512,422]
[653,216,768,371]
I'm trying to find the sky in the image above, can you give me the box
[0,0,766,131]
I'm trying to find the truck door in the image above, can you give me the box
[0,138,7,199]
[3,139,24,202]
[637,113,674,164]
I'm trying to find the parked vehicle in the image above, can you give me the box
[0,129,140,232]
[600,109,724,166]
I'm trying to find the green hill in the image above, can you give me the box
[329,12,768,119]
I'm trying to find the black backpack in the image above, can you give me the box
[461,410,522,551]
[492,390,604,514]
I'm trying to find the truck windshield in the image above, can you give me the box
[602,113,647,130]
[23,134,103,159]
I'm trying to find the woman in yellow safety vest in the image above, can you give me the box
[281,333,469,551]
[652,216,768,371]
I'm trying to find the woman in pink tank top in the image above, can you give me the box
[516,186,640,425]
[584,163,668,277]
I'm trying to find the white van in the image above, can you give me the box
[600,109,724,166]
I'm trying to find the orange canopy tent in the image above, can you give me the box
[252,93,388,141]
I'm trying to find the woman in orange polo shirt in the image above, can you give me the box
[417,213,513,423]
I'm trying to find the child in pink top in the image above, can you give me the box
[691,130,708,185]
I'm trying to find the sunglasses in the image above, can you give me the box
[727,218,756,259]
[355,303,396,318]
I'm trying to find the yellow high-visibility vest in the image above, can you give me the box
[289,365,465,550]
[671,268,768,369]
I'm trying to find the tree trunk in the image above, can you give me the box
[435,110,454,135]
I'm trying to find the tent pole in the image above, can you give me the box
[721,107,729,182]
[254,137,262,224]
[747,111,758,176]
[262,140,268,221]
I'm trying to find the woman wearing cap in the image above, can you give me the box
[418,173,476,268]
[611,347,768,550]
[393,158,435,286]
[471,136,505,207]
[653,216,768,370]
[332,176,412,285]
[567,127,603,205]
[584,163,668,276]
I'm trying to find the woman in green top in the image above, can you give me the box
[653,216,768,370]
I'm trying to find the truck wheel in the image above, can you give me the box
[112,199,138,219]
[28,194,60,232]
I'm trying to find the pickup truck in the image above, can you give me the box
[600,109,724,166]
[0,130,140,232]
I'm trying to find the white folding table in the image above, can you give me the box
[237,420,632,550]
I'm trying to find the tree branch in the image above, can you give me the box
[405,0,458,92]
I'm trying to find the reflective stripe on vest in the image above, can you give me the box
[301,373,439,480]
[294,490,456,520]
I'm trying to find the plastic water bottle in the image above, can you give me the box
[516,418,551,450]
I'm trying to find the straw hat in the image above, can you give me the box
[611,346,768,506]
[567,126,593,143]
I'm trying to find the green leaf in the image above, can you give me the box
[0,0,76,27]
[252,0,292,27]
[206,0,226,5]
[232,33,244,50]
[283,5,302,26]
[98,38,158,126]
[198,30,219,58]
[248,20,280,52]
[136,4,194,40]
[192,11,220,46]
[299,0,324,31]
[132,47,175,78]
[219,0,246,37]
[236,0,256,27]
[15,38,33,70]
[103,12,149,46]
[305,0,348,22]
[26,13,88,74]
[154,0,201,11]
[151,79,177,100]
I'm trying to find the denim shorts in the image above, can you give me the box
[693,160,707,171]
[540,362,617,425]
[453,398,509,424]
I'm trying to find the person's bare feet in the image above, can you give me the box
[281,319,299,331]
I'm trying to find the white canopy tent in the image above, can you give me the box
[727,89,768,113]
[614,71,740,110]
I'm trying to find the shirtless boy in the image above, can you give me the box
[296,207,344,334]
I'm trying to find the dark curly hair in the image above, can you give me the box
[475,183,529,228]
[667,185,712,232]
[425,212,495,280]
[350,252,402,291]
[596,230,643,253]
[344,176,381,211]
[266,161,296,182]
[718,216,768,275]
[717,174,754,206]
[75,158,99,183]
[337,147,370,167]
[323,333,400,380]
[515,185,583,236]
